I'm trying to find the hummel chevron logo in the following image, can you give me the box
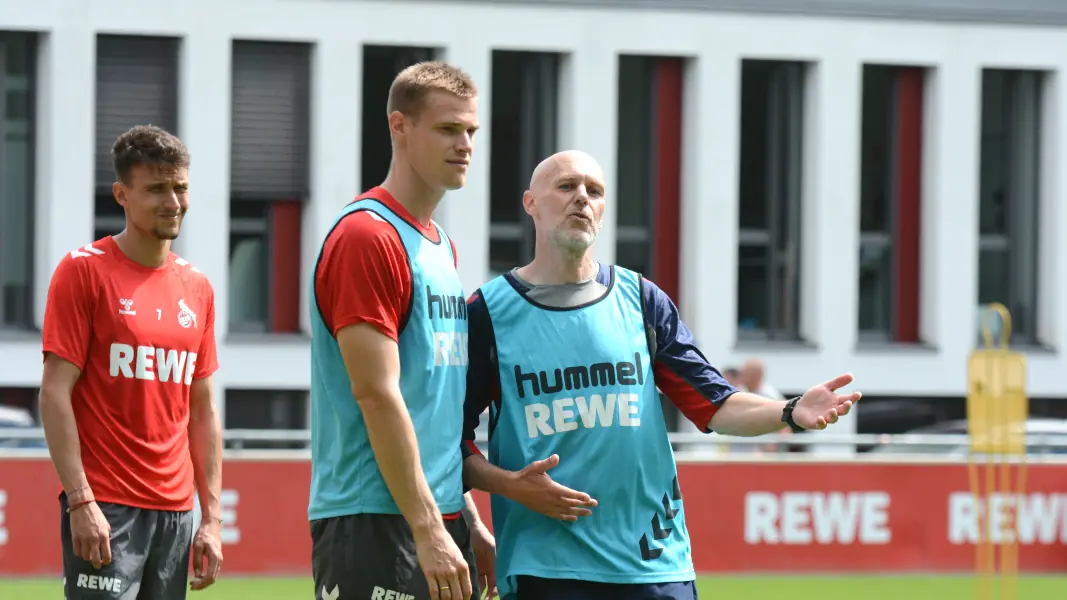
[174,257,202,273]
[652,513,673,540]
[639,477,684,561]
[639,533,663,560]
[70,244,105,259]
[661,493,677,519]
[321,584,339,600]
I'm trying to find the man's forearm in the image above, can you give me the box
[360,391,441,533]
[39,388,92,504]
[463,492,483,524]
[189,396,223,520]
[708,392,789,436]
[462,454,518,498]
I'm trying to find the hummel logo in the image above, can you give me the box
[118,299,136,316]
[70,244,105,259]
[321,584,339,600]
[174,257,202,274]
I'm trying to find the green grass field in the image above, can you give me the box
[2,575,1066,599]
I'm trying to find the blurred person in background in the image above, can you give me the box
[307,61,495,600]
[40,125,224,598]
[740,359,783,400]
[459,149,862,600]
[739,359,798,453]
[722,366,743,389]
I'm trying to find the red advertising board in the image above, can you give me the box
[1,458,1065,576]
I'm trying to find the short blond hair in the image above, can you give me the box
[386,61,477,117]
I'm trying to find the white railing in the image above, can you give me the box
[5,427,1067,446]
[4,427,1067,463]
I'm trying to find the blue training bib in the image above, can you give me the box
[481,265,695,596]
[308,197,468,520]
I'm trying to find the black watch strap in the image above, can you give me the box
[781,396,805,433]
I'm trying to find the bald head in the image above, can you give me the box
[529,149,603,191]
[740,359,765,390]
[523,149,607,256]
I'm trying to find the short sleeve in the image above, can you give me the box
[41,256,95,371]
[194,283,220,380]
[643,277,738,431]
[315,211,412,342]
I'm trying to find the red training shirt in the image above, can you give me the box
[42,236,219,512]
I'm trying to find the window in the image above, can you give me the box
[361,45,437,191]
[227,199,303,333]
[616,56,656,278]
[94,194,126,240]
[229,41,311,334]
[736,60,806,340]
[0,387,40,449]
[978,69,1043,344]
[228,202,271,327]
[615,55,685,299]
[858,65,925,343]
[616,56,687,432]
[93,35,180,241]
[0,32,36,330]
[0,387,37,419]
[224,389,308,450]
[489,51,560,278]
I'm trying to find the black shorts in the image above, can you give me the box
[514,577,699,600]
[311,512,480,600]
[60,493,194,600]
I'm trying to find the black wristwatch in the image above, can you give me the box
[781,396,805,433]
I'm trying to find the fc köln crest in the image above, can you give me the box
[177,299,198,329]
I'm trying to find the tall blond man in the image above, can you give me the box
[308,62,496,600]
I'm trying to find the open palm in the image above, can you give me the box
[792,373,863,430]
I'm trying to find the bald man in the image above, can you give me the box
[459,150,862,600]
[740,358,785,400]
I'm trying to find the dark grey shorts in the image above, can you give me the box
[311,512,480,600]
[60,493,194,600]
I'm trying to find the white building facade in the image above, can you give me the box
[1,0,1065,431]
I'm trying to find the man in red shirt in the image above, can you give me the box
[39,125,223,599]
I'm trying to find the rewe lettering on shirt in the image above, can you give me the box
[432,332,468,367]
[948,492,1067,545]
[744,491,892,545]
[109,342,198,385]
[525,393,642,438]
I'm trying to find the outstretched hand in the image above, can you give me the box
[792,373,862,431]
[512,454,598,522]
